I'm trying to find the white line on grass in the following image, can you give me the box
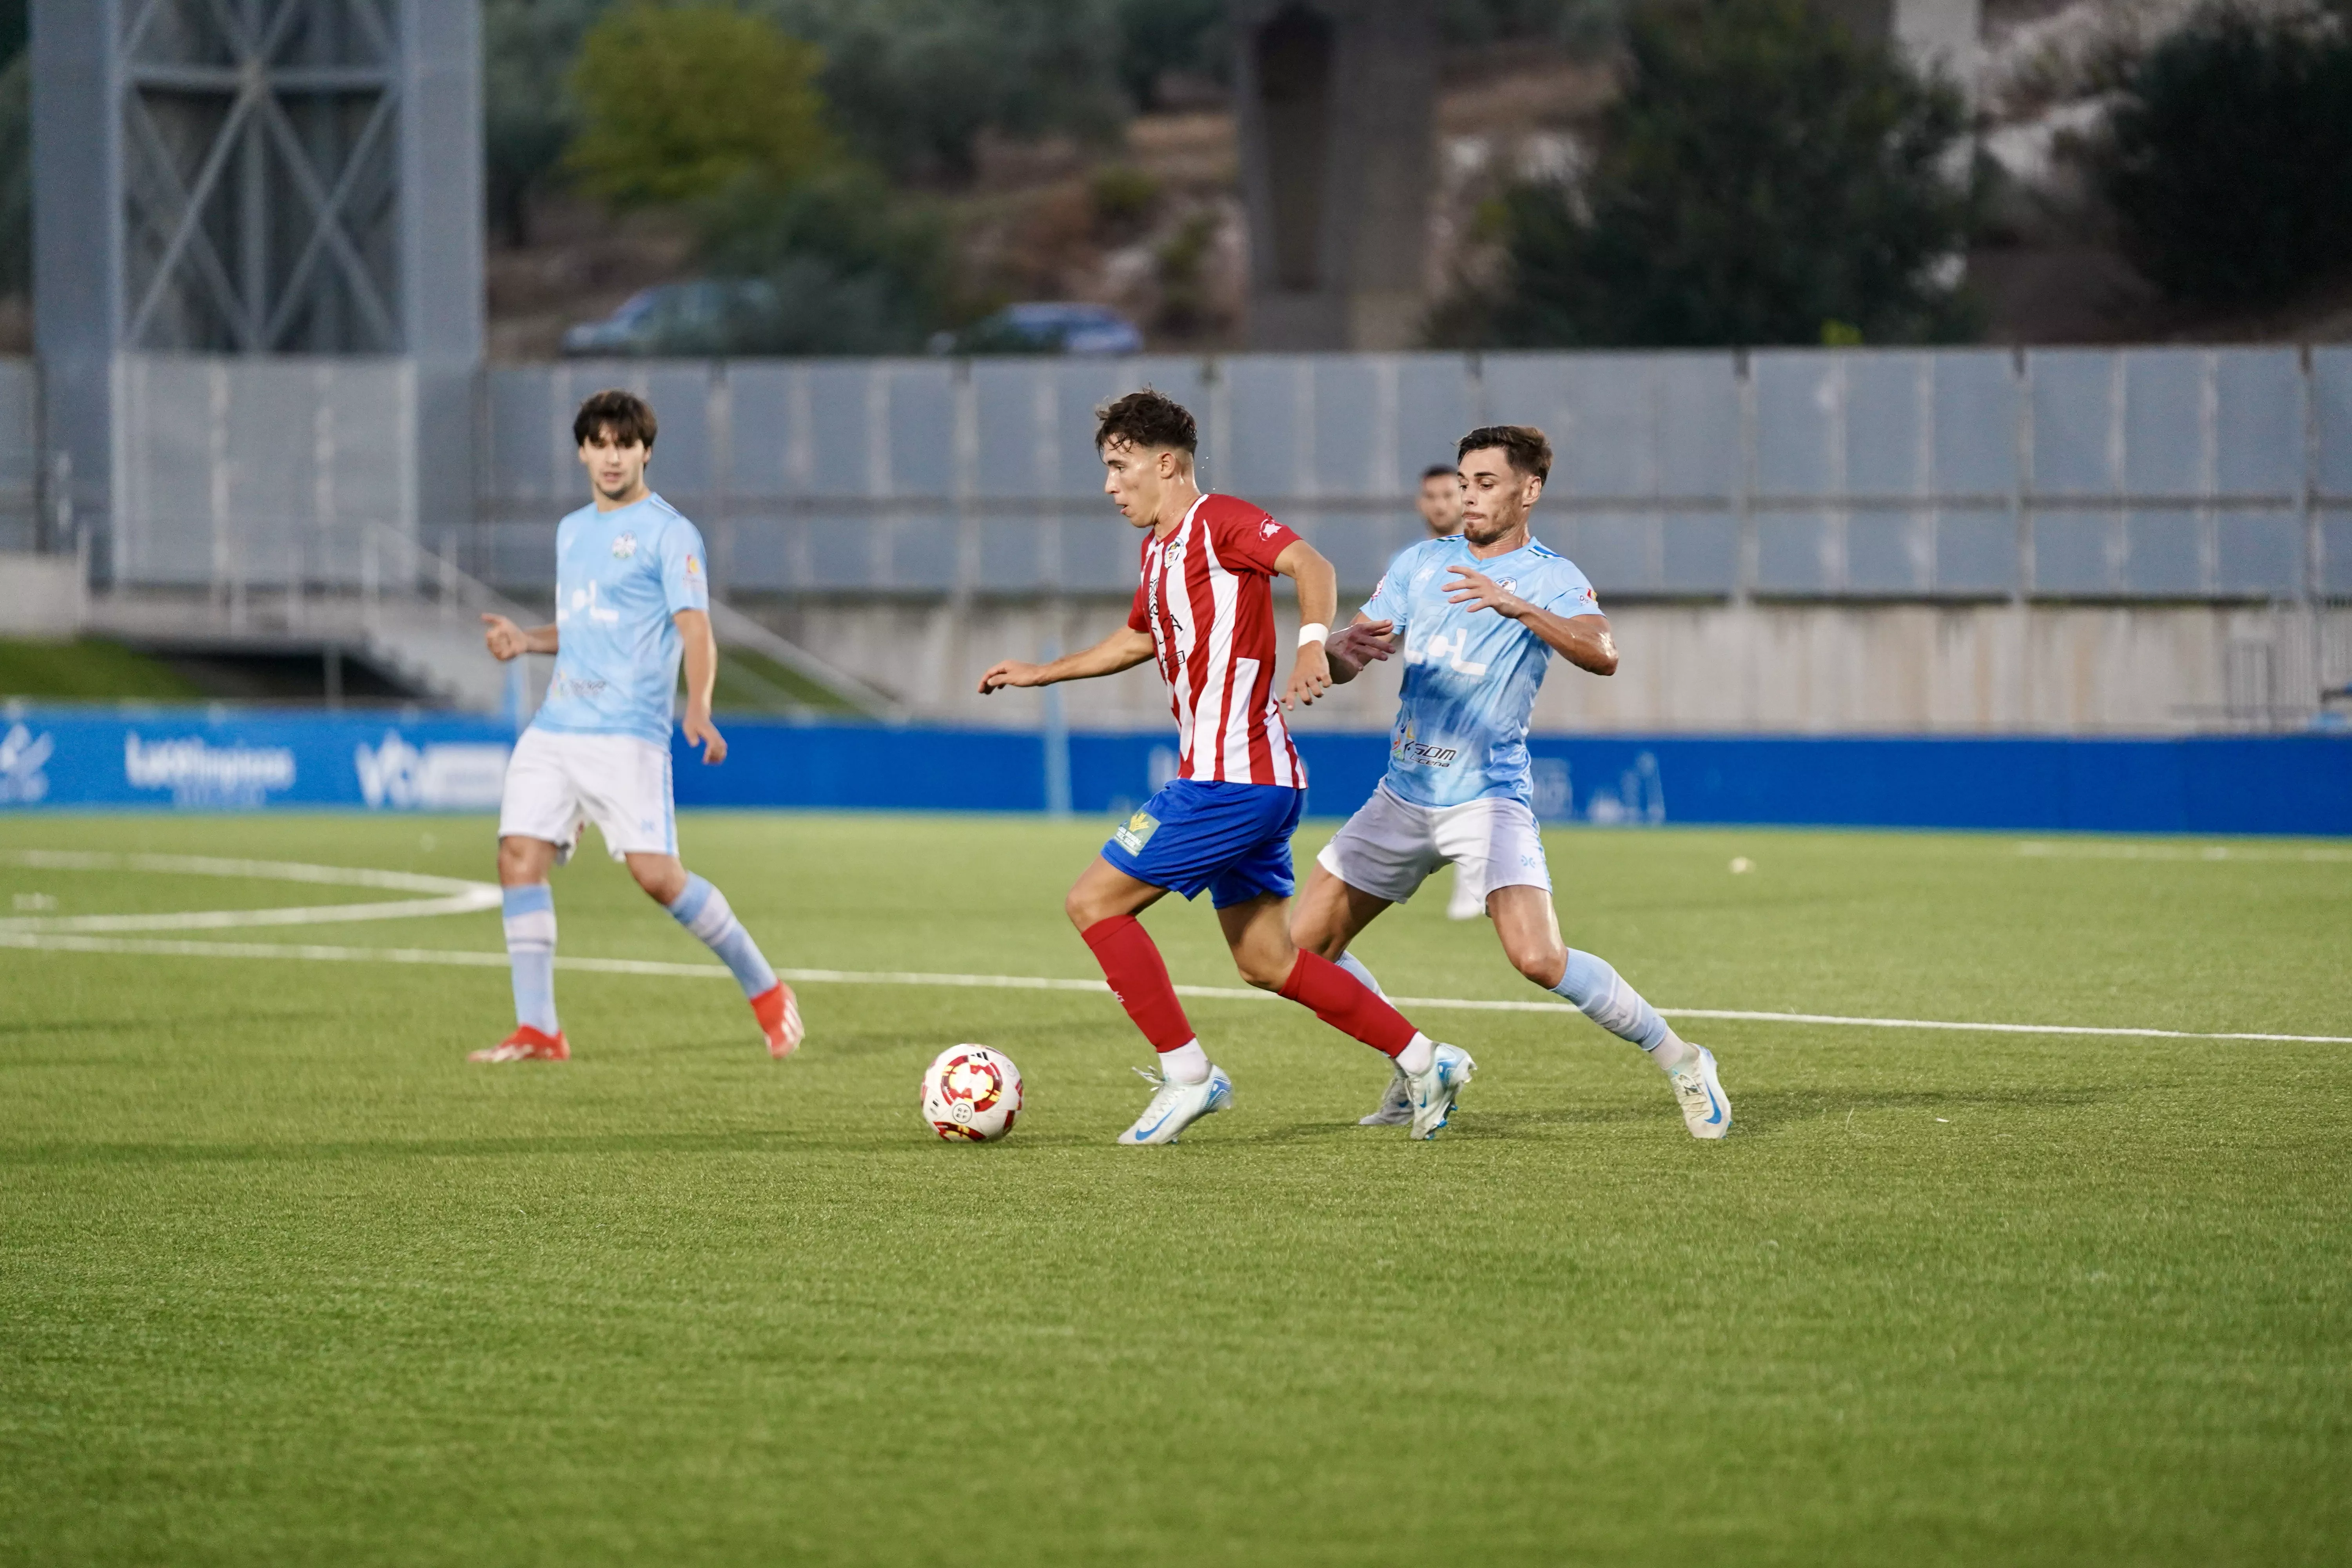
[4,929,2347,1046]
[2015,840,2352,864]
[0,849,503,933]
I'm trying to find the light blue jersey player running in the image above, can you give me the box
[473,390,802,1064]
[1292,425,1731,1140]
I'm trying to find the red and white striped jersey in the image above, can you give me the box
[1126,492,1306,788]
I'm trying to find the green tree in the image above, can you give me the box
[1471,0,1975,348]
[0,51,25,297]
[2099,4,2352,308]
[569,4,834,209]
[1114,0,1227,108]
[763,0,1127,180]
[697,167,962,353]
[484,0,614,246]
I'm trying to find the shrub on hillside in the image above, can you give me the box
[696,169,962,354]
[2098,4,2352,308]
[1452,0,1976,348]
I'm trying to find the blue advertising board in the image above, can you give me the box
[0,708,517,812]
[3,706,2347,835]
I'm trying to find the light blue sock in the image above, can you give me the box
[1333,950,1384,997]
[1552,949,1689,1071]
[502,884,559,1034]
[667,873,777,999]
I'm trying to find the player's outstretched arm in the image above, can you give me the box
[674,608,728,764]
[1324,614,1397,686]
[1443,566,1618,675]
[1272,539,1339,708]
[978,626,1155,695]
[481,613,557,661]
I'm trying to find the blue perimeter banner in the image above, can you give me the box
[1,707,2346,835]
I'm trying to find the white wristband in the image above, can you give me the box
[1297,622,1330,648]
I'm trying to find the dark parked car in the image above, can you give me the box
[560,280,781,357]
[929,302,1145,357]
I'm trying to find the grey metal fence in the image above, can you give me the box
[12,348,2350,605]
[478,347,2352,604]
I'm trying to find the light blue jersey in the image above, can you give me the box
[533,493,710,745]
[1360,534,1601,808]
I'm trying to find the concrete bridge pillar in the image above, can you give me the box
[1232,0,1438,351]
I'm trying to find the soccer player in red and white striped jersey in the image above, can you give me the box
[981,390,1472,1145]
[1129,488,1305,787]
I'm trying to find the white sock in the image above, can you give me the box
[1395,1033,1435,1075]
[1333,950,1384,997]
[1158,1038,1210,1085]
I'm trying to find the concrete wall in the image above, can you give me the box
[766,596,2351,735]
[0,552,87,638]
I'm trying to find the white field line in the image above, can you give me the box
[4,930,2348,1046]
[0,849,503,933]
[2015,840,2352,864]
[1,849,494,895]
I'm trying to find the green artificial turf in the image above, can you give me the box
[0,639,206,701]
[0,812,2346,1566]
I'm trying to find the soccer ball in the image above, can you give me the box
[921,1045,1023,1142]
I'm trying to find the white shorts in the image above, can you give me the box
[1316,784,1552,908]
[497,727,676,860]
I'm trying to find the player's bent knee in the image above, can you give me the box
[1236,956,1289,991]
[497,837,551,886]
[1510,942,1566,988]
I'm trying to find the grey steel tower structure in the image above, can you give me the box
[32,0,481,578]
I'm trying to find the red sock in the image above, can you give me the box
[1081,916,1196,1053]
[1279,950,1419,1057]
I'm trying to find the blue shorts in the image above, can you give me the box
[1102,779,1306,909]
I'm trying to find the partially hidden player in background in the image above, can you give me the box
[1416,461,1465,541]
[979,389,1475,1143]
[474,389,804,1063]
[1296,425,1732,1139]
[1413,460,1487,921]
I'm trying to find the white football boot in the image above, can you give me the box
[1402,1044,1476,1140]
[1117,1064,1234,1145]
[1668,1045,1732,1139]
[1359,1064,1412,1126]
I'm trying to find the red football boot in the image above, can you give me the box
[750,982,804,1060]
[468,1024,570,1063]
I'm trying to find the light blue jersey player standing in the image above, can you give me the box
[1292,425,1731,1139]
[472,389,803,1063]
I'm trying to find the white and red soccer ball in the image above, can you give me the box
[921,1045,1022,1142]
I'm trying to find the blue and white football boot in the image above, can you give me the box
[1668,1045,1731,1139]
[1359,1064,1412,1126]
[1117,1064,1234,1146]
[1403,1044,1475,1141]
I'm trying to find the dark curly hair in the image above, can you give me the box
[1457,424,1551,482]
[573,388,658,450]
[1095,387,1197,455]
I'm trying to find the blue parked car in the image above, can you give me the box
[929,302,1145,357]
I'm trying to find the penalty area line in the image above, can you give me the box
[4,929,2349,1046]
